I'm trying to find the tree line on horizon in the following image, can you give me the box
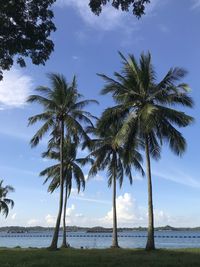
[20,51,193,251]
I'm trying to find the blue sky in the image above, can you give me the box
[0,0,200,228]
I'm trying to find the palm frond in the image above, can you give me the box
[30,119,54,147]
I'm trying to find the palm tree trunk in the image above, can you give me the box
[49,120,64,250]
[111,171,119,248]
[145,135,155,251]
[61,182,69,248]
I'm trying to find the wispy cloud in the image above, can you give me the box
[0,129,31,141]
[191,0,200,9]
[0,68,33,109]
[56,0,124,31]
[153,168,200,189]
[0,128,50,147]
[72,195,111,205]
[56,0,160,31]
[0,165,38,177]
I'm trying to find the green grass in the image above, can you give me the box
[0,248,200,267]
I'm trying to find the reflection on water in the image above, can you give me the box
[0,230,200,249]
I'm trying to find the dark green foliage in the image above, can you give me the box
[0,0,56,80]
[89,0,150,17]
[0,180,14,218]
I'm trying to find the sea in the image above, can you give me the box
[0,230,200,249]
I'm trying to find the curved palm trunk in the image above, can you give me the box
[49,120,64,250]
[61,182,69,248]
[111,173,119,248]
[145,135,155,251]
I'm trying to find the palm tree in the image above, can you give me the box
[40,136,85,248]
[0,180,14,217]
[98,52,194,250]
[27,73,97,250]
[83,120,144,248]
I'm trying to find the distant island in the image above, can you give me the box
[1,225,200,233]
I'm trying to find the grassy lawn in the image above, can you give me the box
[0,248,200,267]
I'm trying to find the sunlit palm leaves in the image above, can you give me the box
[27,73,97,249]
[98,52,194,250]
[27,73,98,147]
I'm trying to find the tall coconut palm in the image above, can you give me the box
[27,73,97,250]
[0,180,14,217]
[83,121,144,248]
[98,52,194,250]
[40,136,85,248]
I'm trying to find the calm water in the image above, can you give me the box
[0,230,200,249]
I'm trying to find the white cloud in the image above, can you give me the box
[153,210,171,225]
[56,0,124,31]
[11,213,17,220]
[66,204,75,217]
[100,193,179,227]
[23,191,200,228]
[45,214,56,226]
[89,192,176,227]
[45,205,85,226]
[85,174,104,182]
[56,0,160,31]
[27,219,40,226]
[0,68,33,109]
[42,193,176,227]
[45,205,76,226]
[101,193,144,227]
